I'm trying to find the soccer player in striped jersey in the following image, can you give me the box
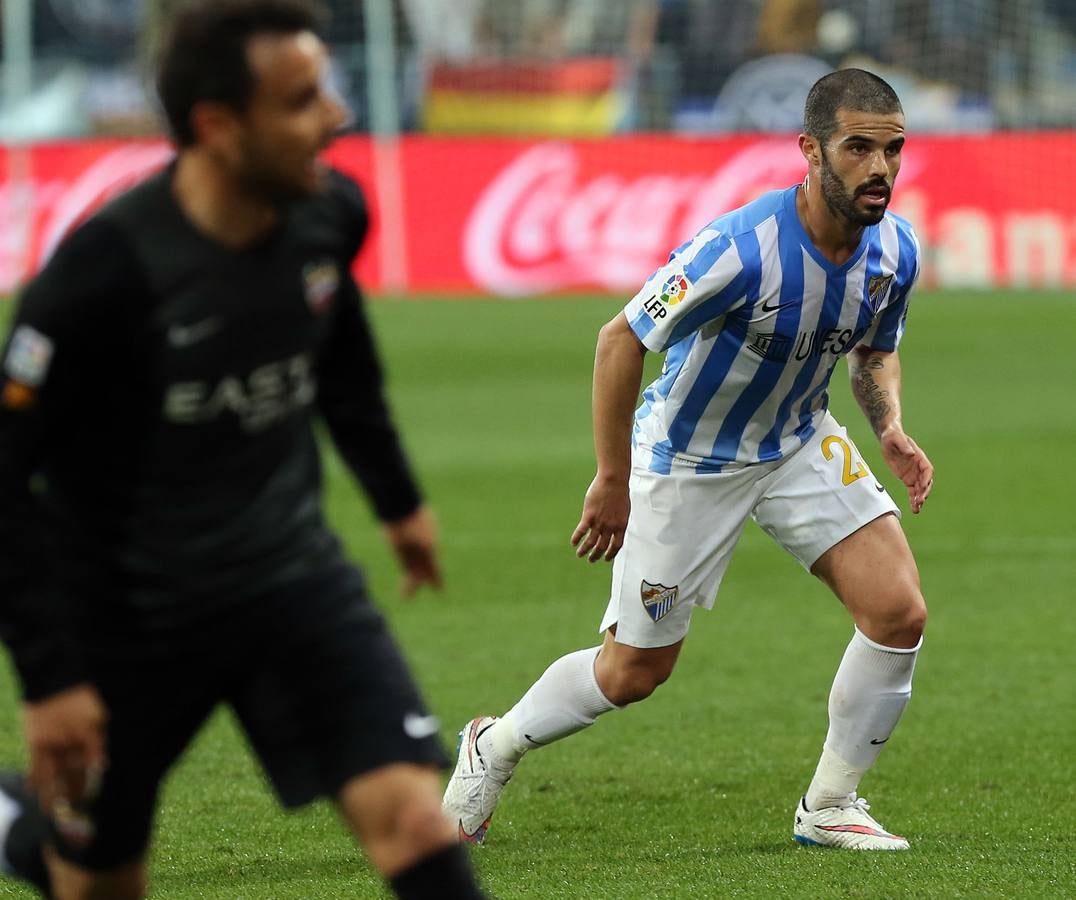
[445,69,934,852]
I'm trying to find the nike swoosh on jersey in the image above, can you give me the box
[761,296,798,312]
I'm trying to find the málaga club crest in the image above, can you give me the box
[640,580,679,623]
[867,273,894,313]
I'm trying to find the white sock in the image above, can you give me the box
[479,646,617,767]
[805,627,921,810]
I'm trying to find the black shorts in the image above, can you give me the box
[51,561,448,870]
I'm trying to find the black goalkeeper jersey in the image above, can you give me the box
[0,167,422,700]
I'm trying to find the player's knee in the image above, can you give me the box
[861,586,927,648]
[905,593,928,638]
[600,660,673,706]
[892,581,927,643]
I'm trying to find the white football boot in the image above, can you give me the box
[442,716,514,844]
[793,794,910,850]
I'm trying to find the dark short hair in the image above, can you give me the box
[803,68,902,144]
[157,0,327,146]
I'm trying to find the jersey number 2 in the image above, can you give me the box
[821,435,867,486]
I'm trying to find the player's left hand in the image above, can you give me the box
[383,504,443,598]
[879,426,934,514]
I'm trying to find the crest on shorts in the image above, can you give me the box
[641,580,678,623]
[867,274,894,312]
[303,260,340,313]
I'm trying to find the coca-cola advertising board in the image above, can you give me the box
[1,134,1072,294]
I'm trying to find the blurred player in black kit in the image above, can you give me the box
[0,1,487,898]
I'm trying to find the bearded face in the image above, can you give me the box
[818,147,892,227]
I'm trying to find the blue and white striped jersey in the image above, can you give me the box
[624,184,921,473]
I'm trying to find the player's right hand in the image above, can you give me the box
[571,473,630,563]
[23,684,108,834]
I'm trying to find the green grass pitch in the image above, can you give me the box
[0,291,1074,898]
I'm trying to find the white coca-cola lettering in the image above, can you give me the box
[462,140,931,295]
[1,136,1072,295]
[463,141,811,294]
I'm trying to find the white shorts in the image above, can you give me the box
[600,412,900,648]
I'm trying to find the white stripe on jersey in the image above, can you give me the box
[625,185,921,473]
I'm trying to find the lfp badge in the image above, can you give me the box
[660,274,688,305]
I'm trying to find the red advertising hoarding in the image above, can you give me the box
[1,134,1072,294]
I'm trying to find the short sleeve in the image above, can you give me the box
[623,228,748,353]
[862,228,922,352]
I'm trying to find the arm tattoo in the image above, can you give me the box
[853,355,891,436]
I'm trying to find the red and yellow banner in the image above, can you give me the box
[423,58,622,137]
[1,134,1073,294]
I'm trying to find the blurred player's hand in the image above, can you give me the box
[23,684,108,843]
[572,473,631,562]
[383,504,443,598]
[879,426,934,514]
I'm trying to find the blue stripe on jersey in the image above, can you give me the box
[683,231,733,283]
[647,252,759,473]
[714,190,787,238]
[708,226,800,463]
[648,324,751,473]
[663,264,749,353]
[637,331,699,431]
[790,232,888,440]
[671,238,692,258]
[789,269,851,437]
[630,308,656,342]
[867,225,918,351]
[752,264,843,446]
[754,224,808,460]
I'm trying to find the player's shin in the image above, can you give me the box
[480,646,618,768]
[805,628,921,810]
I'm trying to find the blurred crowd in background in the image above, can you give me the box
[2,0,1075,140]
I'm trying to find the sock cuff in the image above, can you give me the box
[850,627,920,682]
[585,646,619,713]
[853,626,923,655]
